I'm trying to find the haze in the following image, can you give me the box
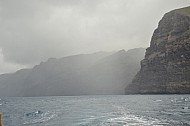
[0,0,190,74]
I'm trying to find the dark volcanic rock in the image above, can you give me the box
[125,6,190,94]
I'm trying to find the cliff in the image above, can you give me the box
[125,6,190,94]
[0,48,145,96]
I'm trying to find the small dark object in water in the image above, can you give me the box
[182,107,189,110]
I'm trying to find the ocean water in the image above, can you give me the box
[0,95,190,126]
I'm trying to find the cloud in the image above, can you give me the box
[0,0,190,72]
[0,48,28,74]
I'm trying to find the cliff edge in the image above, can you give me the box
[125,6,190,94]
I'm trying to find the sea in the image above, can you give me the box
[0,95,190,126]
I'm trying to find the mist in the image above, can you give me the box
[0,0,190,73]
[0,48,145,96]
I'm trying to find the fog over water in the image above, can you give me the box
[0,0,190,73]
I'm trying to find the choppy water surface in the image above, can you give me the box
[0,95,190,126]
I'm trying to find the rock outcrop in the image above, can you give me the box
[126,6,190,94]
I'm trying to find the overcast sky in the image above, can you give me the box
[0,0,190,74]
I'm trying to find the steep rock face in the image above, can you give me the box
[126,6,190,94]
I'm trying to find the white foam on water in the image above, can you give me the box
[102,114,168,126]
[100,105,170,126]
[23,111,57,125]
[154,99,162,102]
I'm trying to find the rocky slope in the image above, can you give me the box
[0,48,145,96]
[125,6,190,94]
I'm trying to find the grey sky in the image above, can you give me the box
[0,0,190,73]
